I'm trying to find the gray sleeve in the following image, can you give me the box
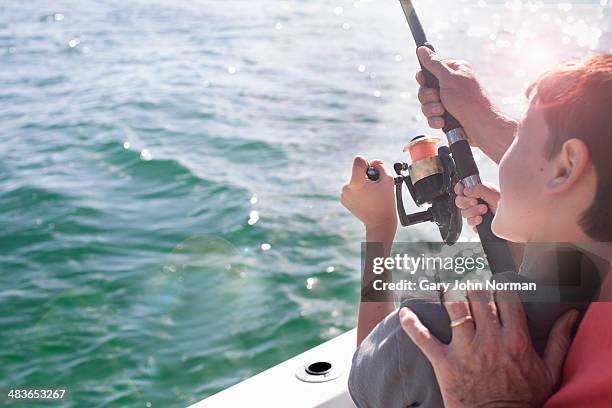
[348,299,445,408]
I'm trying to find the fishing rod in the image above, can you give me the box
[367,0,515,275]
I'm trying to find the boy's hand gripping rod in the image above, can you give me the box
[398,0,515,274]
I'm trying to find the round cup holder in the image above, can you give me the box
[295,360,341,383]
[305,361,332,376]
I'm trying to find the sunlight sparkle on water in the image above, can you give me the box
[564,20,603,49]
[140,149,152,161]
[306,277,318,290]
[247,211,259,225]
[505,1,523,12]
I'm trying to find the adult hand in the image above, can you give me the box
[399,290,579,408]
[340,156,397,236]
[416,47,517,163]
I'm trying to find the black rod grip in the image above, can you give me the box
[476,203,516,273]
[452,141,515,273]
[418,43,461,133]
[448,139,479,179]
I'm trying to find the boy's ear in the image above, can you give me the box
[546,138,590,193]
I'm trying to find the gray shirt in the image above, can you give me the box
[348,246,603,408]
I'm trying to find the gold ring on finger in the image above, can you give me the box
[449,315,473,329]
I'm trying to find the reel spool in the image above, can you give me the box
[368,135,462,245]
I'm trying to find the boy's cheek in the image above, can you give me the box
[495,159,530,241]
[496,171,546,241]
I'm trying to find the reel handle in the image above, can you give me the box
[366,166,380,181]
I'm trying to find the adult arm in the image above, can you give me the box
[416,47,517,164]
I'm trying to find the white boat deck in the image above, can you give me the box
[190,329,357,408]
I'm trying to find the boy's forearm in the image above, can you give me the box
[357,226,396,346]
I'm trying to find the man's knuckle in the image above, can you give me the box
[428,117,442,128]
[446,301,465,315]
[508,333,530,354]
[418,89,428,103]
[481,344,498,362]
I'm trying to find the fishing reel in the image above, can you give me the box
[367,135,462,245]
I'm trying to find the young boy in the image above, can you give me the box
[341,49,612,407]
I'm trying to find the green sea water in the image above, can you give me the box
[1,1,609,407]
